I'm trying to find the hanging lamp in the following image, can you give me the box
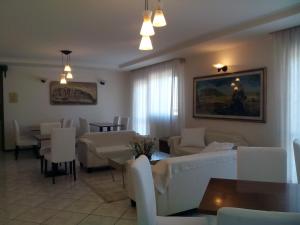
[153,0,166,27]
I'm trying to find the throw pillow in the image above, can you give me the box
[180,127,206,147]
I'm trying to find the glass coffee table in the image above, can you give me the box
[108,151,170,187]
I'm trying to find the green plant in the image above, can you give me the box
[129,137,156,159]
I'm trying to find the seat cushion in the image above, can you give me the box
[18,136,38,147]
[176,146,204,155]
[95,145,132,158]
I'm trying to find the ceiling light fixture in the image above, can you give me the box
[59,50,74,84]
[153,0,167,27]
[138,0,167,51]
[139,36,153,50]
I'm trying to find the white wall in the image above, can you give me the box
[4,64,130,149]
[184,37,280,146]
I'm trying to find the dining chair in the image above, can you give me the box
[237,147,287,183]
[40,122,61,172]
[65,119,74,128]
[13,120,38,160]
[60,118,66,128]
[293,139,300,183]
[113,116,120,131]
[130,155,208,225]
[217,207,300,225]
[79,118,90,136]
[44,128,76,184]
[120,117,129,130]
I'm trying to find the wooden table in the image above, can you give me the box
[89,122,122,132]
[198,178,300,215]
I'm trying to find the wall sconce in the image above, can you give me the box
[40,78,48,83]
[213,63,228,72]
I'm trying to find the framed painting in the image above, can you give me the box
[193,68,266,122]
[50,81,97,105]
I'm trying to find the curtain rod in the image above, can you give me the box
[131,58,186,72]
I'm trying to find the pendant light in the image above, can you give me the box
[59,50,74,84]
[60,73,67,84]
[153,0,166,27]
[140,0,155,36]
[139,36,153,50]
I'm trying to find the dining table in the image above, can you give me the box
[198,178,300,215]
[89,122,123,132]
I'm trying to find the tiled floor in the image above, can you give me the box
[0,151,137,225]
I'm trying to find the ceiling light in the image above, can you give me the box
[139,36,153,51]
[60,74,67,84]
[140,10,155,36]
[153,1,166,27]
[66,72,73,79]
[64,64,72,72]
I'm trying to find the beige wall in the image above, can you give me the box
[4,64,130,149]
[184,37,280,146]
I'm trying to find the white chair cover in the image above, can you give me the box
[131,155,208,225]
[293,139,300,183]
[120,117,129,130]
[237,147,287,183]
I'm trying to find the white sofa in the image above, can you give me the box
[169,130,248,156]
[126,150,237,216]
[77,130,138,171]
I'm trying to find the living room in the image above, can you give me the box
[1,1,300,225]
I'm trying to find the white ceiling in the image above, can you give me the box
[0,0,300,70]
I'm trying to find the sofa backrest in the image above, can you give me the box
[81,130,137,146]
[205,130,248,146]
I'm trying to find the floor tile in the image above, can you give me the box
[7,219,40,225]
[115,219,137,225]
[92,204,127,218]
[16,207,58,223]
[43,211,88,225]
[40,197,75,210]
[78,215,117,225]
[65,199,100,213]
[121,208,137,220]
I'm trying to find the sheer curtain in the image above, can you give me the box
[131,59,185,138]
[274,26,300,183]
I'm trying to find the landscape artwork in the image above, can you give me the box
[193,68,266,122]
[50,81,97,105]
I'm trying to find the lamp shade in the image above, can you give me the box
[66,72,73,79]
[139,36,153,51]
[64,64,72,72]
[60,74,67,84]
[153,9,166,27]
[140,11,155,36]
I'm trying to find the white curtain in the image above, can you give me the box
[274,26,300,183]
[131,59,185,138]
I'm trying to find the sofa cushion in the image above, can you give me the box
[180,128,206,148]
[95,145,132,158]
[202,141,234,153]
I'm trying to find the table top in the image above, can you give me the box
[89,122,122,128]
[108,151,170,168]
[199,178,300,215]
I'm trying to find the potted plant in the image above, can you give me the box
[129,136,156,160]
